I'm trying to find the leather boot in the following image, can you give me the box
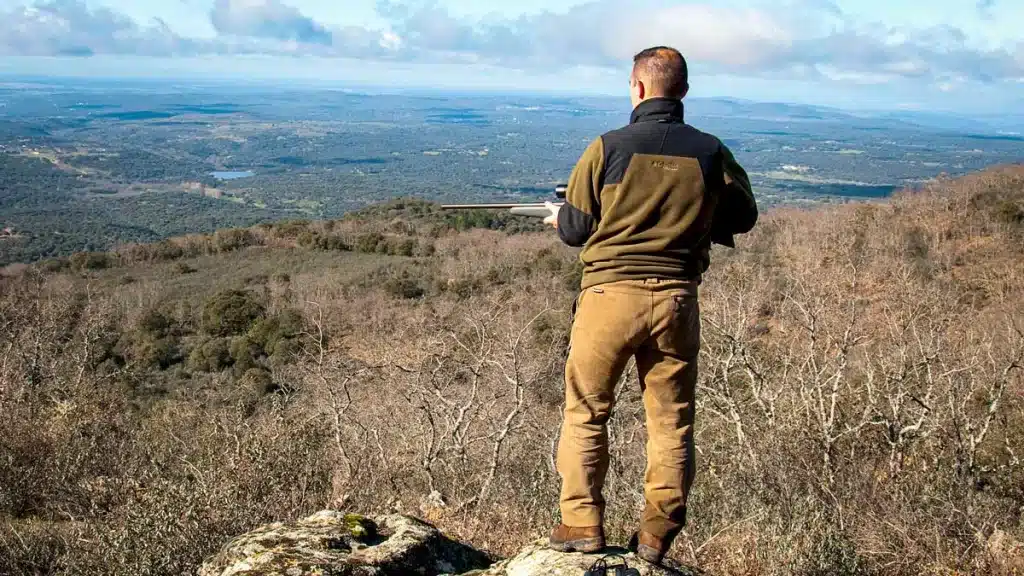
[627,530,673,564]
[548,524,606,553]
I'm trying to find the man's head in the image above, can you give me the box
[630,46,689,109]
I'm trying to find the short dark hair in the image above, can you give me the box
[632,46,689,99]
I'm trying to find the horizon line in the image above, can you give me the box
[0,72,1004,120]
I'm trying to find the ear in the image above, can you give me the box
[637,79,646,101]
[681,83,690,99]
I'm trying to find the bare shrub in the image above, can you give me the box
[1,169,1022,574]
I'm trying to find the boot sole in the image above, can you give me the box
[636,544,665,564]
[548,537,606,554]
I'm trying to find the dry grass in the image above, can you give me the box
[1,167,1022,575]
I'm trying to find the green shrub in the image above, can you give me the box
[269,338,301,365]
[229,336,261,376]
[317,234,350,252]
[186,338,232,373]
[385,277,426,299]
[248,310,304,358]
[152,240,185,261]
[368,263,433,301]
[996,200,1024,227]
[69,251,114,271]
[214,229,257,253]
[38,258,69,273]
[391,238,417,257]
[133,336,179,370]
[298,231,350,251]
[297,231,317,249]
[271,219,311,239]
[355,232,385,254]
[138,309,172,337]
[202,290,265,337]
[229,336,259,362]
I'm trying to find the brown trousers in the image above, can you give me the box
[557,278,699,539]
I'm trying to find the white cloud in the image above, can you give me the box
[605,4,797,69]
[371,0,1024,85]
[0,0,195,57]
[0,0,1020,90]
[210,0,332,44]
[379,30,402,50]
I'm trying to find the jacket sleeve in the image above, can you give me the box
[711,143,758,247]
[557,137,605,247]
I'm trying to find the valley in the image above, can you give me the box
[2,78,1021,265]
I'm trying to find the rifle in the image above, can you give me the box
[441,184,566,218]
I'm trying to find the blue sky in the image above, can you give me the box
[0,0,1022,112]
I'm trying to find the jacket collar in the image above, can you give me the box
[630,97,684,124]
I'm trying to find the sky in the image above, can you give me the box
[0,0,1022,113]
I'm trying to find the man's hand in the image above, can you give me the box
[543,201,561,229]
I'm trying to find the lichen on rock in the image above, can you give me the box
[200,512,491,576]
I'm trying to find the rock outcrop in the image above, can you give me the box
[199,512,491,576]
[201,511,700,576]
[478,542,700,576]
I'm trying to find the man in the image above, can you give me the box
[544,46,758,564]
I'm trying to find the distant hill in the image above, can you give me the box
[869,110,1024,135]
[689,97,1024,136]
[689,97,854,122]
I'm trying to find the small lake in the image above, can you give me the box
[211,170,255,180]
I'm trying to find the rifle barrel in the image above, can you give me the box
[440,203,550,210]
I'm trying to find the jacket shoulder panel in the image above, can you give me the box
[600,122,723,186]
